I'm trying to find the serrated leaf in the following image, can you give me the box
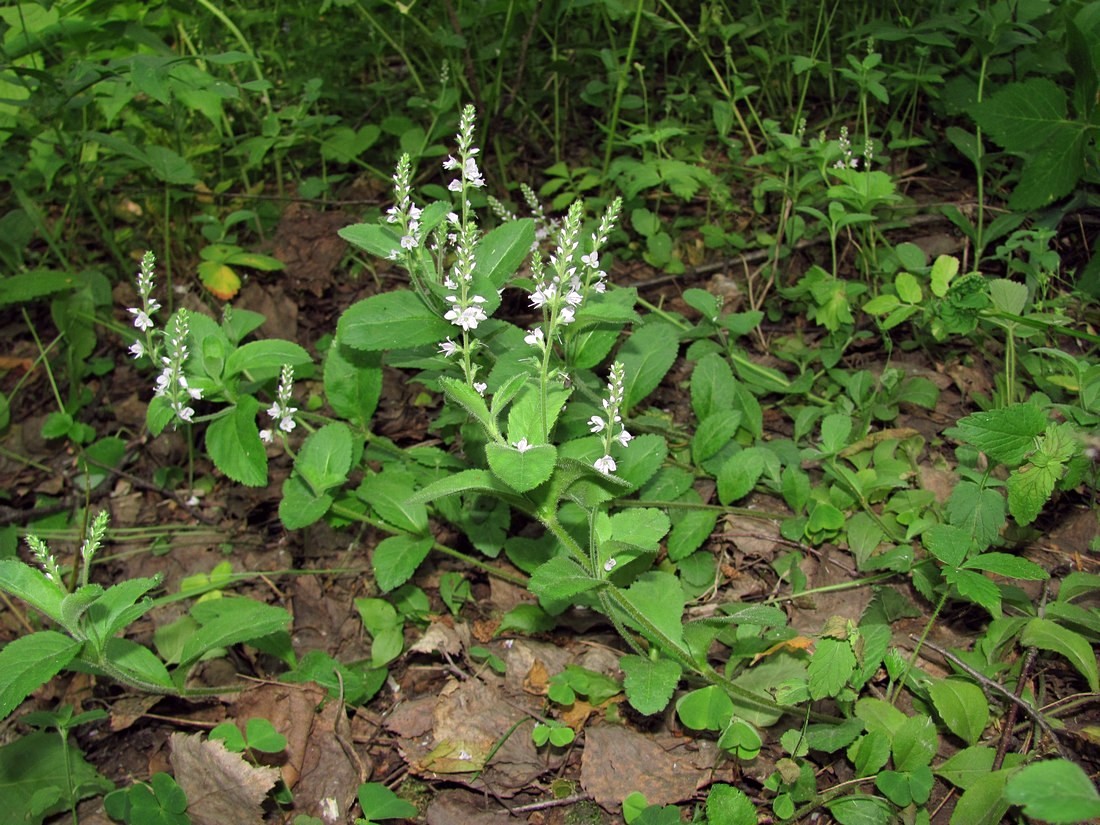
[929,678,989,745]
[295,423,353,496]
[936,745,997,790]
[1021,617,1099,691]
[963,552,1048,581]
[621,571,684,648]
[1004,759,1100,823]
[324,343,381,428]
[691,352,737,420]
[224,339,310,378]
[180,599,291,667]
[617,321,680,411]
[485,441,557,493]
[693,411,741,463]
[620,655,681,716]
[892,713,938,771]
[528,555,602,608]
[609,508,670,551]
[336,290,452,352]
[205,398,267,487]
[717,448,764,505]
[948,404,1047,465]
[947,568,1002,617]
[706,783,756,825]
[0,631,81,720]
[922,523,971,567]
[371,534,435,593]
[279,475,333,529]
[358,471,428,535]
[808,637,857,700]
[1006,460,1061,526]
[475,219,535,288]
[947,481,1005,551]
[198,260,240,300]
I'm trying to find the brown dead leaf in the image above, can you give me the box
[521,659,550,695]
[109,695,163,732]
[580,725,727,811]
[410,620,469,657]
[169,732,280,825]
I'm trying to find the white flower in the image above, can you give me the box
[444,303,487,331]
[582,251,599,269]
[617,429,633,447]
[588,415,605,433]
[439,338,459,357]
[514,437,532,452]
[129,308,155,332]
[260,429,273,443]
[177,406,195,423]
[564,288,583,307]
[530,283,555,309]
[558,306,575,325]
[524,328,544,347]
[594,455,617,474]
[603,558,617,572]
[443,155,460,170]
[129,341,145,358]
[462,157,485,188]
[448,178,463,192]
[400,234,418,250]
[473,381,487,396]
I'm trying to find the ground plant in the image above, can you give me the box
[0,1,1098,824]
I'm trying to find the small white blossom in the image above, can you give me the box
[514,437,532,453]
[524,328,544,347]
[558,306,575,325]
[588,415,605,433]
[581,251,599,269]
[129,341,145,358]
[439,338,459,357]
[617,429,633,448]
[129,308,155,332]
[444,302,488,331]
[603,558,617,572]
[594,455,617,474]
[260,429,274,443]
[473,381,487,396]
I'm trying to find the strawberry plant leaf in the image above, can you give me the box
[808,637,856,700]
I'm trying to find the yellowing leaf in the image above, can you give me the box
[751,636,815,666]
[199,261,241,300]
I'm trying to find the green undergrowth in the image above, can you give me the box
[1,1,1099,823]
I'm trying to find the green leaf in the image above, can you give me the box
[988,278,1029,316]
[667,505,718,562]
[358,471,428,535]
[1006,458,1061,526]
[855,697,907,737]
[717,448,765,505]
[616,321,680,412]
[408,469,511,505]
[180,598,291,667]
[87,576,162,641]
[337,290,452,352]
[705,784,756,825]
[205,398,267,487]
[1021,617,1099,691]
[324,344,381,428]
[947,568,1002,618]
[0,632,81,720]
[676,684,734,731]
[439,377,498,439]
[693,411,741,463]
[691,352,737,420]
[339,221,401,260]
[0,731,113,823]
[476,219,535,288]
[610,508,670,552]
[892,714,938,771]
[947,481,1005,551]
[963,552,1048,581]
[371,535,435,593]
[357,781,418,820]
[825,793,895,825]
[929,678,989,746]
[948,404,1047,466]
[936,745,996,790]
[621,571,684,648]
[620,655,681,716]
[244,717,287,753]
[950,769,1012,825]
[922,523,971,568]
[279,475,333,529]
[485,441,557,493]
[295,423,353,496]
[1004,759,1100,823]
[100,637,174,690]
[0,560,64,626]
[808,637,857,700]
[224,340,311,378]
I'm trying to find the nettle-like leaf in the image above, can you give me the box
[324,343,382,429]
[206,397,267,487]
[371,534,435,593]
[0,631,82,720]
[224,339,311,379]
[609,508,670,552]
[947,403,1047,466]
[357,470,428,535]
[484,441,557,493]
[1006,422,1078,525]
[619,655,681,716]
[337,289,452,352]
[179,598,292,668]
[807,637,856,700]
[295,423,353,497]
[947,480,1005,551]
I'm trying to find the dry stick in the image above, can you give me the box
[510,793,595,813]
[912,636,1071,763]
[993,645,1039,771]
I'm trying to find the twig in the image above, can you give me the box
[509,792,594,813]
[912,636,1071,762]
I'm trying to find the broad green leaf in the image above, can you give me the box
[693,411,741,463]
[947,480,1005,551]
[357,781,418,820]
[963,552,1048,581]
[1004,759,1100,823]
[1006,457,1063,527]
[621,571,684,648]
[895,271,922,304]
[87,576,162,641]
[0,560,65,626]
[876,766,933,807]
[1059,571,1100,603]
[855,697,907,737]
[475,219,535,288]
[848,730,892,778]
[676,684,734,731]
[808,637,856,700]
[930,254,959,297]
[0,270,79,306]
[205,398,267,487]
[100,637,174,690]
[922,523,970,567]
[616,321,680,411]
[0,731,113,823]
[528,556,602,608]
[324,343,381,428]
[180,599,292,667]
[0,631,81,720]
[620,655,681,716]
[825,793,895,825]
[439,377,498,439]
[244,717,287,753]
[485,441,557,493]
[929,678,989,745]
[949,769,1011,825]
[936,745,996,790]
[988,278,1028,316]
[705,784,756,825]
[224,339,311,378]
[820,413,853,454]
[337,290,452,352]
[717,717,762,760]
[717,448,764,505]
[295,423,353,496]
[506,385,571,445]
[667,504,718,562]
[357,471,428,535]
[408,469,511,505]
[610,508,670,552]
[610,433,667,493]
[279,475,333,530]
[339,221,401,260]
[892,713,938,771]
[947,568,1002,618]
[1020,617,1099,691]
[371,535,435,593]
[947,404,1046,466]
[691,352,737,420]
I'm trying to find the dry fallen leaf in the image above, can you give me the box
[169,732,280,825]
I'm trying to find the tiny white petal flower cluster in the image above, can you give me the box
[260,364,297,443]
[385,154,423,254]
[592,361,631,474]
[154,310,202,424]
[833,126,860,170]
[513,437,532,453]
[128,251,161,356]
[25,534,62,584]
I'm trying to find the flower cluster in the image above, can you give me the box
[590,361,632,474]
[25,533,62,585]
[153,310,202,424]
[128,251,161,359]
[260,364,297,443]
[385,153,423,254]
